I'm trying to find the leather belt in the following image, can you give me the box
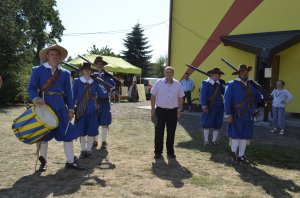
[157,107,177,110]
[46,91,63,96]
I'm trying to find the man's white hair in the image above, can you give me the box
[164,66,174,72]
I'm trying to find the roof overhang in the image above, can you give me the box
[220,30,300,58]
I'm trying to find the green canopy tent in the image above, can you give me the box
[65,54,142,75]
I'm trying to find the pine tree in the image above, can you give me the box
[122,23,152,77]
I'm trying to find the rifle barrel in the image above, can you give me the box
[185,64,211,77]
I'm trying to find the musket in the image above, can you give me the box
[220,58,272,101]
[61,61,114,91]
[221,58,238,71]
[78,55,121,87]
[186,64,211,77]
[186,64,226,85]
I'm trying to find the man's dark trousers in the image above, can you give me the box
[154,107,178,156]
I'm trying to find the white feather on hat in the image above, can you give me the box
[39,44,68,63]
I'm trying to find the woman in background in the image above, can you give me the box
[270,80,293,135]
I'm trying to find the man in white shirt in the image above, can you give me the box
[150,66,185,159]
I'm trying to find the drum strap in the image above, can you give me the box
[207,83,219,109]
[232,81,254,118]
[76,83,97,119]
[41,69,61,92]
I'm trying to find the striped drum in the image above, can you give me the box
[12,105,58,144]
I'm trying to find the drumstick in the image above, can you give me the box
[41,92,45,117]
[64,121,70,135]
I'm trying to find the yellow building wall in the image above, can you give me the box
[170,0,300,112]
[278,43,300,112]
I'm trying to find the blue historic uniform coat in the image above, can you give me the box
[93,71,116,126]
[200,78,225,129]
[73,77,107,136]
[27,63,79,142]
[224,78,263,139]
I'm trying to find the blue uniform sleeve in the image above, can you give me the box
[64,71,74,109]
[96,83,108,97]
[224,83,234,116]
[200,81,208,107]
[221,84,225,95]
[27,67,40,101]
[108,78,116,87]
[72,79,78,106]
[253,86,264,104]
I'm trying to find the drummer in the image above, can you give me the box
[27,44,84,171]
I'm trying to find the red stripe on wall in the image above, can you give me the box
[183,0,263,78]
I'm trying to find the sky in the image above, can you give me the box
[56,0,170,62]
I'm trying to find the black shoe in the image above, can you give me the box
[92,141,98,148]
[211,141,219,146]
[38,156,47,172]
[167,154,176,159]
[154,154,162,159]
[79,151,86,159]
[230,152,237,163]
[85,151,92,158]
[100,141,107,149]
[65,162,85,170]
[237,155,249,164]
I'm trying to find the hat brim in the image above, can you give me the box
[208,71,225,75]
[39,44,68,63]
[79,65,98,72]
[94,59,108,66]
[232,67,252,75]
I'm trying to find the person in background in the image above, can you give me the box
[151,66,185,159]
[270,80,293,135]
[27,44,83,171]
[224,64,263,164]
[200,68,225,146]
[180,73,194,111]
[73,63,107,158]
[93,56,116,150]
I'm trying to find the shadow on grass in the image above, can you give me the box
[151,157,192,188]
[177,114,300,197]
[0,149,115,198]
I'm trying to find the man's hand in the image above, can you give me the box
[202,106,208,113]
[34,98,45,106]
[68,111,74,121]
[151,109,155,118]
[226,115,233,123]
[177,109,181,118]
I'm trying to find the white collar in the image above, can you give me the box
[208,77,220,85]
[235,77,249,85]
[79,76,93,84]
[94,71,104,75]
[44,62,62,70]
[164,78,173,84]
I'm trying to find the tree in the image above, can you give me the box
[87,45,121,57]
[122,23,152,77]
[0,0,64,104]
[20,0,65,64]
[151,55,167,78]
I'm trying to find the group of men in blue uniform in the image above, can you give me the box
[200,65,263,164]
[27,44,116,171]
